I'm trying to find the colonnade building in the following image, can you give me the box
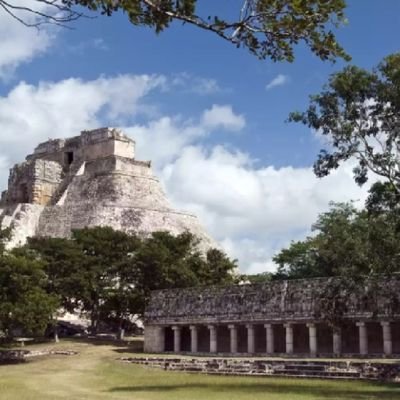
[144,276,400,357]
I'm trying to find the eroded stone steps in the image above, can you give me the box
[120,357,400,381]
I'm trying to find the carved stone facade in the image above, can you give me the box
[0,128,215,249]
[144,277,400,357]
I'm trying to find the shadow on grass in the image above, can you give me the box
[109,381,400,399]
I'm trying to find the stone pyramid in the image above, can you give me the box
[0,128,216,250]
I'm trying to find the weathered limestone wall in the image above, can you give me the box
[121,357,400,381]
[31,160,63,205]
[0,204,45,248]
[145,277,400,325]
[4,160,62,206]
[144,278,400,357]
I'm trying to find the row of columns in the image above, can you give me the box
[170,321,394,356]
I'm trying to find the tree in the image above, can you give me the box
[273,201,400,279]
[133,231,237,312]
[0,253,59,339]
[28,227,237,336]
[0,228,10,256]
[63,227,140,333]
[289,53,400,191]
[2,0,350,63]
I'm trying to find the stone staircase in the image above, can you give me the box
[0,204,22,228]
[51,162,85,205]
[119,357,400,381]
[0,203,44,248]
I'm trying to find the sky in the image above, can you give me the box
[0,0,399,274]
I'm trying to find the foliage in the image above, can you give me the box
[0,227,10,255]
[125,231,237,314]
[29,227,140,332]
[0,252,59,338]
[2,0,349,63]
[27,227,237,332]
[241,272,273,284]
[273,199,400,279]
[289,52,400,191]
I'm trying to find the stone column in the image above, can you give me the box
[228,324,238,354]
[157,326,165,353]
[356,322,368,355]
[189,325,198,353]
[284,323,294,354]
[264,324,274,354]
[307,323,317,357]
[246,324,255,354]
[381,322,392,356]
[208,325,217,353]
[172,326,181,353]
[332,328,342,356]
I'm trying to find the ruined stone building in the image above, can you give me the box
[0,128,215,249]
[144,276,400,357]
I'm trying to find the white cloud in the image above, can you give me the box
[0,0,55,79]
[160,145,371,273]
[266,74,289,90]
[202,104,245,131]
[0,74,166,186]
[0,73,371,274]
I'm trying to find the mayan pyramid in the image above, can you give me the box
[0,128,216,250]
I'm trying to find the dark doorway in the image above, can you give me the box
[317,323,333,354]
[65,151,74,165]
[164,327,174,351]
[216,326,230,353]
[198,326,210,352]
[293,324,309,354]
[274,324,286,353]
[342,323,359,354]
[181,326,191,352]
[254,324,266,353]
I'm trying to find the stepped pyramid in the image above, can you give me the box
[0,128,216,250]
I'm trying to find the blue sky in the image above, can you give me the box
[0,0,399,272]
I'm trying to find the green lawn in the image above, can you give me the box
[0,340,399,400]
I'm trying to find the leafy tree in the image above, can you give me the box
[365,181,400,215]
[2,0,349,62]
[28,228,237,335]
[66,227,140,333]
[0,228,10,256]
[290,53,400,191]
[133,231,237,312]
[240,271,273,284]
[273,201,400,279]
[0,253,59,339]
[27,237,85,313]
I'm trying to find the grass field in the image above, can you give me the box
[0,340,399,400]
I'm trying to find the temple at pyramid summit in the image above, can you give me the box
[0,128,216,249]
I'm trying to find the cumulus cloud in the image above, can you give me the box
[201,104,245,131]
[0,0,55,79]
[0,73,370,273]
[125,104,246,167]
[0,74,166,185]
[160,145,371,273]
[266,74,289,90]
